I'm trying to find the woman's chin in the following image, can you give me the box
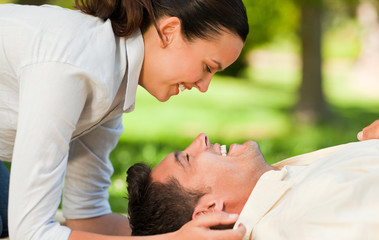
[155,94,171,102]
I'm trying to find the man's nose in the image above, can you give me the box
[185,133,209,154]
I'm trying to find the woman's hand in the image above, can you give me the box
[171,212,246,240]
[357,120,379,141]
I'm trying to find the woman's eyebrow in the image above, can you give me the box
[174,151,185,168]
[211,59,223,71]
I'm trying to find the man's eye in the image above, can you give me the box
[186,153,190,162]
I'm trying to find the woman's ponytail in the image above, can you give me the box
[75,0,156,37]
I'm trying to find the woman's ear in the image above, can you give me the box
[192,199,224,219]
[157,16,181,48]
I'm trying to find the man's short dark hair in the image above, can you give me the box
[126,163,206,235]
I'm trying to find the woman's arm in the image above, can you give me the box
[9,63,96,240]
[68,212,246,240]
[62,114,125,232]
[66,213,131,236]
[357,120,379,140]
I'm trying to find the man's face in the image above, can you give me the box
[151,133,267,216]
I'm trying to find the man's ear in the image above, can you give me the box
[192,197,224,220]
[157,17,181,48]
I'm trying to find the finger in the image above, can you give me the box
[357,131,363,141]
[361,126,379,141]
[194,212,239,228]
[236,223,247,236]
[362,120,379,140]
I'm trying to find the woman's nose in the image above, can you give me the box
[195,76,212,93]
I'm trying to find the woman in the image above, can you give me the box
[0,0,248,239]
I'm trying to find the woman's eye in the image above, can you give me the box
[205,65,212,73]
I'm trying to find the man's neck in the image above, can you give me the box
[250,164,277,190]
[234,165,278,214]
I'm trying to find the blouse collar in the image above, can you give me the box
[123,29,144,112]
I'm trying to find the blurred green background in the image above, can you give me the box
[2,0,379,214]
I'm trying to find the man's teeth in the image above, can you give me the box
[221,145,227,156]
[178,83,185,92]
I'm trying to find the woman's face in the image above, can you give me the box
[140,17,244,102]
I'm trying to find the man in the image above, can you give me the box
[127,132,379,239]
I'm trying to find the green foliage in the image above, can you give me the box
[244,0,299,47]
[1,0,76,7]
[239,0,360,55]
[223,0,299,76]
[49,0,75,9]
[224,0,362,76]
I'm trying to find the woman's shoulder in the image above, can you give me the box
[0,4,95,23]
[1,4,124,83]
[0,4,115,46]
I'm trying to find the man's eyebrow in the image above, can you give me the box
[212,59,223,71]
[174,151,185,168]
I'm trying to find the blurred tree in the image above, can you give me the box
[295,0,360,122]
[295,0,326,122]
[236,0,358,122]
[222,0,362,122]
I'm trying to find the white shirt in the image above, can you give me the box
[235,140,379,240]
[0,4,144,240]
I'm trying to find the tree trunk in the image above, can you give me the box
[17,0,48,5]
[295,1,328,122]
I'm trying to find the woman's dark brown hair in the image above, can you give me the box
[75,0,249,41]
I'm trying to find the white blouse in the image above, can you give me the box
[0,4,144,240]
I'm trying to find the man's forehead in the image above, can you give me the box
[151,152,176,182]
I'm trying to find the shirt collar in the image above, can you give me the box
[234,168,293,240]
[271,142,353,169]
[123,29,144,112]
[233,142,354,240]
